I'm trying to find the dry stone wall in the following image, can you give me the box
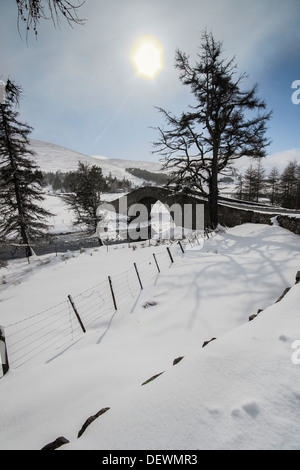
[277,215,300,235]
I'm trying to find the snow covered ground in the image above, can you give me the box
[0,221,300,450]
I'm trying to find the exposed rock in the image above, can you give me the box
[77,407,110,438]
[142,372,164,386]
[249,314,257,322]
[249,309,264,322]
[275,287,291,303]
[41,436,69,451]
[143,301,157,309]
[173,356,184,366]
[202,338,217,348]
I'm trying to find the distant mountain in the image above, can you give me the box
[29,140,165,186]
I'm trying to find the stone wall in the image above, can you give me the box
[218,204,273,228]
[277,215,300,235]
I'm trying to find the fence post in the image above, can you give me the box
[0,326,9,377]
[134,263,143,290]
[108,276,118,311]
[178,241,185,254]
[68,295,86,333]
[167,247,174,263]
[153,253,160,273]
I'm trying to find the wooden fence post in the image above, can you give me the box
[167,247,174,263]
[0,326,9,377]
[68,295,86,333]
[108,276,118,311]
[134,263,143,290]
[178,241,185,254]
[153,254,160,273]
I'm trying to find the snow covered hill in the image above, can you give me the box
[0,223,300,450]
[30,139,165,187]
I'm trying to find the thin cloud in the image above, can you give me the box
[0,0,299,159]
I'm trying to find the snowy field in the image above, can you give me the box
[0,218,300,450]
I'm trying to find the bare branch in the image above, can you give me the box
[16,0,86,38]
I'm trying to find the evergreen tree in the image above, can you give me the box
[268,167,281,205]
[153,31,272,228]
[63,161,109,236]
[296,165,300,210]
[240,161,266,202]
[243,165,257,202]
[280,161,300,209]
[253,160,266,202]
[52,171,63,191]
[0,80,53,257]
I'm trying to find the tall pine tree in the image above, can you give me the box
[268,167,281,205]
[280,161,300,209]
[0,80,53,257]
[153,31,272,228]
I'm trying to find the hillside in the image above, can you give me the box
[28,140,259,199]
[30,140,165,187]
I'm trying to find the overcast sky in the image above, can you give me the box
[0,0,299,170]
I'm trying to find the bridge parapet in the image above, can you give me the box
[98,186,295,240]
[97,186,208,240]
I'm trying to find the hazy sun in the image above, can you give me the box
[131,35,164,80]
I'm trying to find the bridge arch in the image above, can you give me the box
[97,186,208,241]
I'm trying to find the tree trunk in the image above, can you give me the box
[209,151,219,229]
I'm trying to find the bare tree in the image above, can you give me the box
[153,31,272,228]
[16,0,86,37]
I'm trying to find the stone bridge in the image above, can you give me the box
[98,186,209,240]
[97,186,292,241]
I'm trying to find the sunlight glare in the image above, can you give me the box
[131,35,164,80]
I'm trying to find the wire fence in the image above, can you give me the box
[0,231,213,376]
